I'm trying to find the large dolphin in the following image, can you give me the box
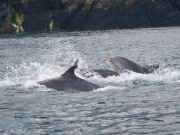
[104,56,159,74]
[38,60,100,92]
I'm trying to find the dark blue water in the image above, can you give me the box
[0,27,180,134]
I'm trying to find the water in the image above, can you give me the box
[0,27,180,134]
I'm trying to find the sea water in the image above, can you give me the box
[0,27,180,134]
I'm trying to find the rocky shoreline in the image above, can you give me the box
[0,0,180,34]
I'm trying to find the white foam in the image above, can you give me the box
[1,60,180,91]
[123,68,180,84]
[93,86,124,92]
[78,67,180,85]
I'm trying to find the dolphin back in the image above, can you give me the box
[38,60,100,91]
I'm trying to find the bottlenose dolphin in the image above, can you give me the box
[38,60,100,92]
[104,56,159,74]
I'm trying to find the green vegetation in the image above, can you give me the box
[49,20,54,30]
[8,10,24,32]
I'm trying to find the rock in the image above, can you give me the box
[0,0,180,34]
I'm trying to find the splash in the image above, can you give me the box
[0,59,179,92]
[122,68,180,84]
[0,38,87,89]
[0,61,63,87]
[79,67,180,86]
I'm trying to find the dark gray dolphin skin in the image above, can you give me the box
[104,56,159,74]
[38,60,100,92]
[79,69,119,78]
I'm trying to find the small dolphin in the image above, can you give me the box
[38,60,100,92]
[104,56,159,74]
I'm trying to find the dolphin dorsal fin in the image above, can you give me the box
[61,60,78,78]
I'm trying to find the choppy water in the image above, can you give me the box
[0,27,180,134]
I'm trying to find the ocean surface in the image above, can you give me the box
[0,27,180,135]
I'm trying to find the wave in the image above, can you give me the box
[0,61,179,91]
[80,67,180,86]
